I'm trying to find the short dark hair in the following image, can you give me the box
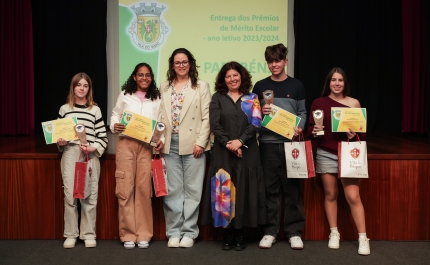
[214,61,252,95]
[321,67,350,97]
[265,43,288,62]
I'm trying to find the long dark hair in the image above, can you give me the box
[166,48,199,89]
[121,63,161,100]
[321,67,350,97]
[214,61,252,95]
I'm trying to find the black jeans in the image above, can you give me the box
[260,142,305,238]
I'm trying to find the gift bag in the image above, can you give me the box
[284,137,316,178]
[73,151,92,199]
[338,136,369,178]
[152,153,168,197]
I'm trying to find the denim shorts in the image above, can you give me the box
[316,148,338,174]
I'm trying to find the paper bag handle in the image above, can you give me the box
[347,133,361,144]
[290,132,305,145]
[78,149,89,162]
[153,152,163,160]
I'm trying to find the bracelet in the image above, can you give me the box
[238,139,248,148]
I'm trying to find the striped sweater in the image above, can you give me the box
[58,103,108,157]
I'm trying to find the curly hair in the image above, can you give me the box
[321,67,350,97]
[66,72,96,110]
[121,63,161,100]
[166,48,199,89]
[214,61,253,95]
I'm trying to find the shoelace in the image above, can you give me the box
[329,233,340,239]
[359,238,370,248]
[329,234,340,245]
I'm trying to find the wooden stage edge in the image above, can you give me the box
[1,133,429,241]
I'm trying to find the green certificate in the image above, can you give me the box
[261,104,301,140]
[120,110,157,143]
[331,108,367,132]
[41,117,78,144]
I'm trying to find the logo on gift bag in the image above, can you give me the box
[292,148,300,160]
[350,148,360,159]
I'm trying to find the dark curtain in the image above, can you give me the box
[32,0,108,127]
[0,0,35,135]
[402,0,427,133]
[426,1,430,139]
[294,0,403,133]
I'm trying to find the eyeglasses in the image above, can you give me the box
[136,73,152,78]
[173,61,189,67]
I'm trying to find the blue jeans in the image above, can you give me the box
[259,142,306,238]
[162,134,206,239]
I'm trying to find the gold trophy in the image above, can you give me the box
[150,122,166,147]
[313,110,324,135]
[74,124,87,144]
[262,90,274,105]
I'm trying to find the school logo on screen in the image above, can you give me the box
[128,2,169,50]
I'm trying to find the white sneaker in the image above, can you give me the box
[328,231,340,249]
[167,237,180,248]
[358,237,370,255]
[63,238,76,249]
[124,241,135,249]
[259,235,276,249]
[85,239,97,248]
[179,236,194,248]
[138,241,149,249]
[289,236,304,250]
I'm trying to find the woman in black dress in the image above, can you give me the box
[202,61,265,251]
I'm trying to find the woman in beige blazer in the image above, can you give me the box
[158,48,211,248]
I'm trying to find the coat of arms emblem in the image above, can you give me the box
[128,2,169,50]
[333,109,342,120]
[45,122,54,133]
[350,148,360,159]
[125,113,134,123]
[292,148,300,160]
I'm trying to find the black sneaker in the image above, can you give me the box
[234,235,246,251]
[222,234,235,250]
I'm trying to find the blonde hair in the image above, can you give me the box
[66,72,97,109]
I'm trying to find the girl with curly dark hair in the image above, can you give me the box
[110,62,163,249]
[121,62,161,100]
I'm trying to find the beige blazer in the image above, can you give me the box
[158,79,211,155]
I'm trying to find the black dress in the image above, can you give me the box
[202,92,266,228]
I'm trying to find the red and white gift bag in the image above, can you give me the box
[338,136,369,178]
[284,137,316,179]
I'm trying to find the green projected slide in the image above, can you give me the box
[119,0,289,90]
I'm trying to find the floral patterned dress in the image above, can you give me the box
[202,92,266,228]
